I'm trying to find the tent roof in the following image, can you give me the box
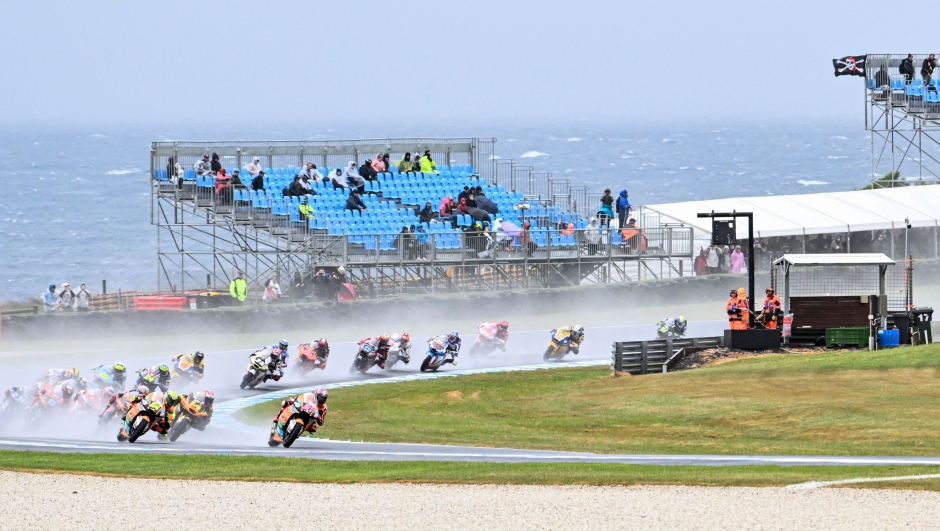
[773,253,895,267]
[645,186,940,238]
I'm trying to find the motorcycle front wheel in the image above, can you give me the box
[128,416,150,443]
[282,420,306,448]
[420,355,433,372]
[543,345,556,361]
[239,373,253,390]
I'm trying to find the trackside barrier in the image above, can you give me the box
[611,336,723,375]
[133,296,189,311]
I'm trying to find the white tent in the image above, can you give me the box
[644,186,940,251]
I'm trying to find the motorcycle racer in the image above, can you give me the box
[1,386,29,420]
[39,368,79,387]
[99,384,149,426]
[272,388,328,433]
[555,325,585,354]
[477,321,510,352]
[255,340,289,382]
[358,335,392,369]
[389,333,411,364]
[296,339,330,371]
[171,351,206,381]
[30,381,75,412]
[136,364,171,393]
[428,330,461,367]
[185,390,215,430]
[91,363,127,391]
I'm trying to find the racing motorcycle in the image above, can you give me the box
[90,364,126,392]
[468,327,506,357]
[385,338,411,370]
[240,351,271,389]
[293,343,329,376]
[170,355,202,385]
[168,393,212,442]
[117,393,165,443]
[543,328,580,361]
[0,388,29,425]
[349,342,380,374]
[420,337,454,372]
[268,397,319,448]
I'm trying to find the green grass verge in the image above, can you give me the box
[238,344,940,456]
[2,450,940,489]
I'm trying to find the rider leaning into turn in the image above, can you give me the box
[260,340,289,382]
[129,390,181,437]
[389,333,412,364]
[39,368,79,387]
[137,364,172,393]
[92,363,127,390]
[429,330,462,366]
[478,321,510,351]
[173,351,206,379]
[273,387,329,432]
[358,335,393,369]
[555,325,585,354]
[99,384,149,424]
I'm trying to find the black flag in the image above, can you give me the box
[833,55,867,77]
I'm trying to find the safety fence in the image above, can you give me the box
[611,336,723,375]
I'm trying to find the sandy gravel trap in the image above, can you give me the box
[1,472,939,530]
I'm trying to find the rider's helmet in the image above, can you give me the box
[10,386,23,395]
[400,333,410,344]
[278,340,289,351]
[136,384,150,395]
[317,338,328,348]
[100,388,116,402]
[158,364,170,376]
[75,377,88,391]
[378,334,391,347]
[448,330,460,344]
[165,391,181,406]
[60,383,74,398]
[193,351,205,363]
[69,368,80,378]
[677,316,687,325]
[498,320,509,331]
[113,363,126,374]
[573,324,584,337]
[204,389,215,400]
[314,387,328,405]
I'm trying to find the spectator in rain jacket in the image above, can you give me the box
[616,190,631,229]
[371,154,385,174]
[418,202,435,224]
[345,190,367,213]
[457,197,469,216]
[42,285,58,313]
[729,245,746,274]
[331,169,348,190]
[439,197,457,226]
[419,150,437,173]
[345,163,365,192]
[246,157,262,177]
[398,153,414,173]
[300,163,322,182]
[358,160,376,182]
[584,217,600,255]
[229,271,248,305]
[251,170,265,191]
[210,153,222,174]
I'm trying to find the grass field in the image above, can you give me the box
[238,344,940,456]
[2,450,940,489]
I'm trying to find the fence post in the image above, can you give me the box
[611,342,623,375]
[640,342,648,374]
[665,337,673,372]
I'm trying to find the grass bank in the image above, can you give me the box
[1,450,939,489]
[238,344,940,456]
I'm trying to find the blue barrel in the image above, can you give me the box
[878,329,900,348]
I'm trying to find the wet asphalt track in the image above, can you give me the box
[4,319,938,466]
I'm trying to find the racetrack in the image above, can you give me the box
[7,318,937,467]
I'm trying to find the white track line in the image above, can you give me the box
[787,473,940,490]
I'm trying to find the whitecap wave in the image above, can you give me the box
[831,136,848,140]
[662,138,676,143]
[90,134,108,138]
[797,180,830,186]
[566,137,582,142]
[827,156,847,159]
[105,169,142,175]
[520,151,549,158]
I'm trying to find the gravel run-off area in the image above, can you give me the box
[2,472,940,530]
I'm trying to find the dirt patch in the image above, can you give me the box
[444,390,463,399]
[470,391,481,399]
[671,346,863,372]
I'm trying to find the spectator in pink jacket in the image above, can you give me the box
[371,154,385,174]
[729,245,747,274]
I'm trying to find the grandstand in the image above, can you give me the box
[150,138,693,298]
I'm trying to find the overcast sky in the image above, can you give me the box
[0,1,929,125]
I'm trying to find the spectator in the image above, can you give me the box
[457,197,469,216]
[475,189,499,215]
[875,64,890,88]
[704,243,721,274]
[562,223,575,236]
[358,159,377,182]
[415,224,430,258]
[299,197,313,222]
[229,270,247,305]
[830,235,846,253]
[729,245,746,274]
[398,152,414,173]
[520,221,536,257]
[299,175,313,194]
[398,226,416,259]
[346,162,366,192]
[616,190,631,229]
[439,197,457,226]
[230,169,246,189]
[872,232,888,255]
[300,163,322,182]
[289,175,306,197]
[291,271,307,302]
[465,189,478,208]
[382,153,391,172]
[311,269,328,299]
[411,154,422,172]
[922,54,937,85]
[418,201,435,223]
[76,283,91,312]
[694,248,708,275]
[901,54,915,83]
[246,156,262,177]
[719,246,730,272]
[58,282,76,312]
[345,190,367,213]
[251,170,266,191]
[168,156,184,190]
[41,284,57,313]
[263,277,281,303]
[598,189,614,227]
[334,266,347,284]
[420,150,436,173]
[195,154,212,177]
[457,186,471,204]
[210,153,222,174]
[331,168,348,190]
[584,217,600,255]
[371,153,385,175]
[215,168,232,203]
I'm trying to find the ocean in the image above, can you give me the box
[0,119,873,302]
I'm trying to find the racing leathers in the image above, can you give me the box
[136,366,171,393]
[478,322,509,351]
[38,368,78,387]
[273,392,327,433]
[30,380,75,411]
[99,386,148,425]
[91,364,126,391]
[255,345,287,382]
[172,353,206,380]
[429,335,461,366]
[553,326,584,354]
[129,391,179,436]
[358,337,391,369]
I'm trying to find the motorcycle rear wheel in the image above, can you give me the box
[468,342,483,356]
[169,417,190,442]
[282,421,305,448]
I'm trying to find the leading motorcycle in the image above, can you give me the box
[117,393,165,443]
[268,397,318,448]
[543,327,582,361]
